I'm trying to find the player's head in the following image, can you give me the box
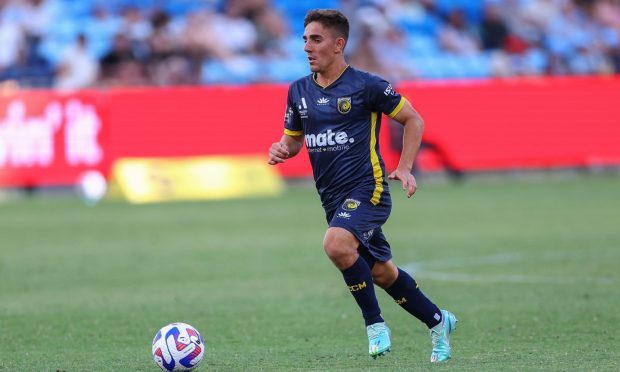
[303,9,349,73]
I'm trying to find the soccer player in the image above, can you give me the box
[268,9,457,362]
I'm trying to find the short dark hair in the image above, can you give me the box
[304,9,349,44]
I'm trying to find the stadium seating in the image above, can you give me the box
[0,0,617,87]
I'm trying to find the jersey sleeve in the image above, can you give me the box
[365,76,406,118]
[284,86,303,136]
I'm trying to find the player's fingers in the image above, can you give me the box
[406,176,418,197]
[275,142,290,155]
[268,155,285,165]
[269,145,288,159]
[388,171,398,180]
[407,183,417,198]
[273,146,289,159]
[401,177,409,191]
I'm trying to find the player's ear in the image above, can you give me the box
[335,37,346,53]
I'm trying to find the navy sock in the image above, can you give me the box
[385,268,442,329]
[341,256,384,326]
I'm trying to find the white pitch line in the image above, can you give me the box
[403,269,614,285]
[402,251,616,285]
[405,252,525,270]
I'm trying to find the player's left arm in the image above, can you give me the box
[388,99,424,198]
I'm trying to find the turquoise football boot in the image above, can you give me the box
[430,309,458,363]
[367,322,391,358]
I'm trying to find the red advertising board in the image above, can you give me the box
[0,91,108,186]
[1,76,619,187]
[401,76,620,170]
[102,85,319,179]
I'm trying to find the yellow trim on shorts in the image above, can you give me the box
[369,112,384,205]
[388,97,406,118]
[284,129,303,136]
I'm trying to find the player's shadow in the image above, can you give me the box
[388,119,463,182]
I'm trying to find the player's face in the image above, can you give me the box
[303,22,340,73]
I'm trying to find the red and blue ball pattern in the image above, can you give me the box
[152,323,205,371]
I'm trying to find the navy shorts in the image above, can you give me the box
[325,187,393,262]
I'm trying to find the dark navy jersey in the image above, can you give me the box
[283,66,405,211]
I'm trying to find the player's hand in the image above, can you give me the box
[268,142,290,165]
[388,168,417,198]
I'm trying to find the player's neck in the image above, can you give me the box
[315,60,349,88]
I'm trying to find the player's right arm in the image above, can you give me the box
[268,134,304,165]
[269,86,304,165]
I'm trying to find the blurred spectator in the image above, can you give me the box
[54,33,99,90]
[0,34,52,87]
[3,0,55,39]
[348,20,385,77]
[119,6,152,44]
[251,4,288,56]
[147,9,178,58]
[544,0,612,75]
[86,6,121,59]
[181,9,232,60]
[592,0,620,72]
[0,10,23,69]
[150,54,197,86]
[99,33,147,86]
[212,1,258,55]
[348,3,412,81]
[146,9,199,86]
[438,9,482,54]
[479,3,509,50]
[520,0,562,32]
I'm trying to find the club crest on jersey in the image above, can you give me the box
[342,198,360,211]
[337,97,352,114]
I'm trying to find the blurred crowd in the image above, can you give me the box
[0,0,619,89]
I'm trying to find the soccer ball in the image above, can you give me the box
[152,322,205,371]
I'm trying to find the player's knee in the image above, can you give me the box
[323,238,351,261]
[323,233,357,268]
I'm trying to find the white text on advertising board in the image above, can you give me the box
[0,99,103,167]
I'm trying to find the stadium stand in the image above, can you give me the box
[0,0,618,88]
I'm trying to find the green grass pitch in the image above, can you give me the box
[1,175,619,371]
